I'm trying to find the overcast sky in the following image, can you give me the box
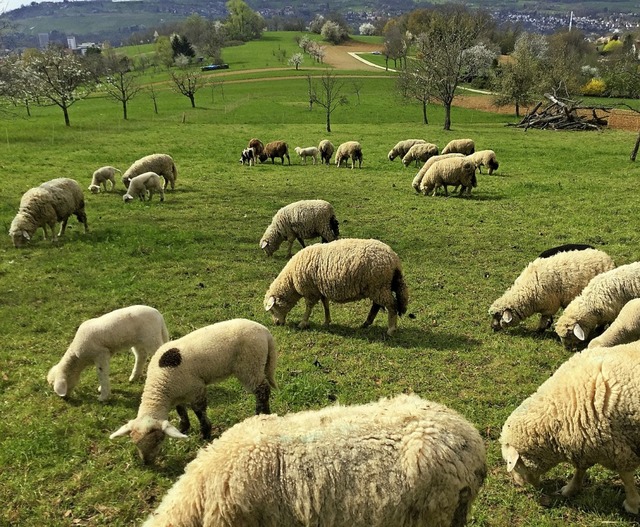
[2,0,62,13]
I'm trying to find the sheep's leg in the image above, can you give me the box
[176,405,191,434]
[58,217,69,237]
[129,347,146,382]
[253,380,271,415]
[296,236,306,250]
[620,471,640,514]
[386,308,399,336]
[299,297,319,329]
[96,355,111,402]
[536,315,553,333]
[190,393,211,440]
[320,296,331,326]
[159,188,165,202]
[362,303,382,328]
[76,211,89,233]
[560,466,588,497]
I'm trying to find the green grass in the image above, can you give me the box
[2,54,640,527]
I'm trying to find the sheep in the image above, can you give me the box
[411,153,464,193]
[441,138,475,155]
[467,150,499,174]
[387,139,426,161]
[489,248,615,333]
[419,157,477,197]
[123,172,165,203]
[500,342,640,514]
[318,139,335,165]
[264,238,409,336]
[538,243,595,259]
[110,318,277,464]
[294,146,319,165]
[401,142,439,167]
[88,166,120,193]
[335,141,363,169]
[588,298,640,349]
[9,177,88,248]
[248,138,264,158]
[260,199,339,258]
[555,261,640,349]
[122,153,178,190]
[259,141,290,165]
[239,147,256,166]
[47,305,169,402]
[141,393,487,527]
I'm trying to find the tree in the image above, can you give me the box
[0,55,36,116]
[321,20,348,45]
[288,52,303,70]
[383,21,406,70]
[147,85,159,114]
[310,69,348,132]
[359,23,376,36]
[397,66,431,124]
[170,67,204,108]
[544,29,595,96]
[225,0,264,42]
[155,36,174,68]
[170,33,195,60]
[308,15,325,34]
[601,51,640,98]
[102,53,141,120]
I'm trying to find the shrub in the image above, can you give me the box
[581,78,606,96]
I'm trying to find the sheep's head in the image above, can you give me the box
[490,308,521,331]
[501,443,544,487]
[557,322,588,350]
[123,193,134,203]
[10,228,30,248]
[259,153,268,163]
[260,238,279,257]
[110,416,187,464]
[264,294,293,325]
[47,361,80,398]
[88,184,101,194]
[387,150,396,161]
[121,175,132,187]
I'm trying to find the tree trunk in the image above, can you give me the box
[62,105,70,127]
[123,100,128,120]
[422,100,428,125]
[631,131,640,161]
[326,110,331,133]
[515,101,520,118]
[443,102,451,130]
[189,95,196,108]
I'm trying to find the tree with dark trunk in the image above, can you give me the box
[171,68,204,108]
[310,69,348,133]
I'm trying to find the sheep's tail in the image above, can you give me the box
[329,215,340,239]
[392,268,409,317]
[265,333,278,389]
[171,162,178,181]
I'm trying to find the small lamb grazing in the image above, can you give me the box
[259,140,290,165]
[294,146,319,165]
[500,342,640,514]
[411,153,464,193]
[489,248,615,333]
[141,393,487,527]
[318,139,335,165]
[110,318,277,464]
[9,177,88,248]
[538,243,595,259]
[420,157,477,197]
[239,147,256,166]
[588,298,640,349]
[260,199,339,258]
[264,238,409,336]
[555,261,640,349]
[401,142,439,167]
[441,138,475,155]
[335,141,363,169]
[248,138,264,158]
[88,166,120,193]
[47,305,169,402]
[387,139,426,161]
[123,172,165,203]
[122,153,178,190]
[467,150,499,174]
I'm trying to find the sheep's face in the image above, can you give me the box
[264,295,291,325]
[491,309,520,331]
[260,239,279,257]
[502,443,545,488]
[10,229,30,248]
[133,426,166,465]
[558,323,588,350]
[123,194,134,203]
[89,184,101,194]
[387,150,396,161]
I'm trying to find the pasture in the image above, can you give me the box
[1,63,639,526]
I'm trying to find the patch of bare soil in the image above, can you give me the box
[323,40,383,71]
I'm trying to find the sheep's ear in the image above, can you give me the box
[502,309,513,324]
[162,420,188,439]
[22,230,30,241]
[502,444,520,472]
[265,296,276,311]
[260,240,269,250]
[573,323,586,341]
[110,421,134,439]
[53,376,67,397]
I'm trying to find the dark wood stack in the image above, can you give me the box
[509,94,611,131]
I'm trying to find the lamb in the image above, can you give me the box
[123,172,165,203]
[538,243,595,259]
[248,138,264,158]
[419,157,477,197]
[240,147,256,166]
[141,393,487,527]
[318,139,335,165]
[47,305,169,402]
[294,146,319,165]
[401,142,439,167]
[411,153,464,193]
[467,150,499,174]
[555,261,640,349]
[264,238,409,336]
[441,138,475,155]
[500,342,640,514]
[387,139,426,161]
[259,140,290,165]
[110,318,277,464]
[88,166,120,193]
[489,248,615,333]
[588,298,640,349]
[335,141,363,169]
[121,153,178,190]
[9,177,88,248]
[260,199,339,258]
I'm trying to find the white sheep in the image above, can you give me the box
[294,146,319,165]
[264,238,409,336]
[467,150,499,175]
[419,157,477,197]
[318,139,335,165]
[122,153,178,190]
[441,138,475,155]
[387,139,426,161]
[489,248,615,333]
[88,166,120,193]
[500,342,640,514]
[123,172,165,203]
[9,177,88,248]
[335,141,363,169]
[411,153,464,193]
[588,298,640,348]
[260,199,339,258]
[47,305,169,402]
[141,393,487,527]
[555,261,640,349]
[401,142,439,167]
[110,318,277,464]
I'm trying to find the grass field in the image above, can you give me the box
[1,39,640,526]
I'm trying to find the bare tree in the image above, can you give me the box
[103,54,141,120]
[310,69,348,132]
[397,69,430,124]
[147,85,159,114]
[352,80,363,106]
[170,68,205,108]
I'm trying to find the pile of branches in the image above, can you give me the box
[509,93,611,131]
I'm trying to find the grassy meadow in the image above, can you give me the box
[1,47,640,526]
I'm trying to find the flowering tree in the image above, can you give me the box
[359,23,376,36]
[288,53,303,70]
[0,55,36,116]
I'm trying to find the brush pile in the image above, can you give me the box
[510,94,611,131]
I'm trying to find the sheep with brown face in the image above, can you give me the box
[259,141,290,165]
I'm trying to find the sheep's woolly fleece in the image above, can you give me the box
[122,154,178,190]
[387,139,425,160]
[420,157,476,196]
[588,298,640,349]
[335,141,363,168]
[441,138,475,155]
[411,153,464,192]
[318,139,335,165]
[401,142,439,166]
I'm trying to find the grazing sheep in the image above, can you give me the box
[240,147,256,166]
[500,342,640,514]
[441,138,475,155]
[538,243,595,259]
[555,262,640,349]
[420,157,477,197]
[47,305,169,402]
[248,138,264,158]
[260,199,339,258]
[588,298,640,349]
[401,142,439,167]
[259,141,290,165]
[88,166,120,193]
[489,248,615,333]
[387,139,426,161]
[141,393,487,527]
[294,146,319,165]
[411,153,464,193]
[264,238,409,336]
[335,141,363,169]
[110,319,277,464]
[467,150,499,174]
[123,172,165,203]
[318,139,335,165]
[9,177,88,248]
[122,153,178,190]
